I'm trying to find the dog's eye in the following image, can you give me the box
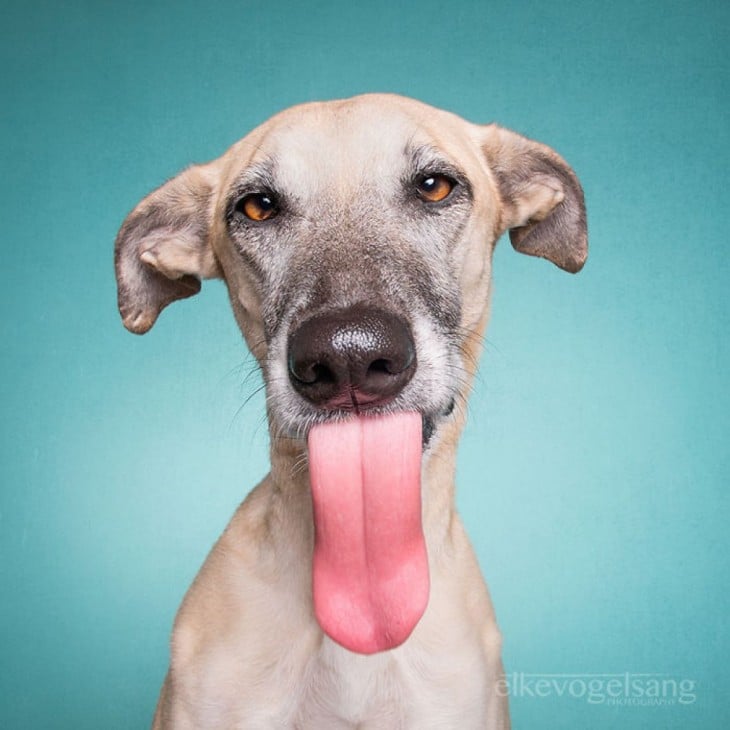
[236,193,279,221]
[416,174,456,203]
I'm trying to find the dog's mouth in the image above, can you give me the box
[307,410,429,654]
[293,396,455,448]
[422,396,455,446]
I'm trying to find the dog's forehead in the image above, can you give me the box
[273,111,408,194]
[229,95,479,198]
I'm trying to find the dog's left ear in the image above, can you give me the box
[114,161,222,334]
[481,125,587,273]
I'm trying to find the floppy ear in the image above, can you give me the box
[114,162,222,334]
[482,125,587,273]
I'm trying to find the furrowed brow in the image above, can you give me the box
[231,159,278,195]
[405,144,467,182]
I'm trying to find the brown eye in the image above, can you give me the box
[416,174,456,203]
[238,193,278,221]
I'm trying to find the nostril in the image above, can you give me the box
[312,363,335,384]
[367,358,392,375]
[288,358,336,385]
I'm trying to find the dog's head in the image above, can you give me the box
[115,94,587,653]
[115,94,586,447]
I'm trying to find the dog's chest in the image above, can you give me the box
[177,622,494,729]
[293,640,409,727]
[289,636,490,729]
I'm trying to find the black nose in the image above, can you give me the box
[287,305,416,409]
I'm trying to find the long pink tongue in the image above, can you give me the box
[308,411,429,654]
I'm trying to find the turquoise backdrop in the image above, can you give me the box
[1,1,728,727]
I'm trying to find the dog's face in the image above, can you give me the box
[115,94,586,446]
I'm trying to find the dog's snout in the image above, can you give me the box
[287,306,416,409]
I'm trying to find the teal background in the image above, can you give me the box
[1,0,728,727]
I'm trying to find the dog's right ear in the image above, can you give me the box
[114,162,222,334]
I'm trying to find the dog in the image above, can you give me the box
[114,93,587,729]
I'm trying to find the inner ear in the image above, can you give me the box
[114,162,222,334]
[508,175,565,228]
[482,125,588,273]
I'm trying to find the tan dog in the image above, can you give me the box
[115,94,587,729]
